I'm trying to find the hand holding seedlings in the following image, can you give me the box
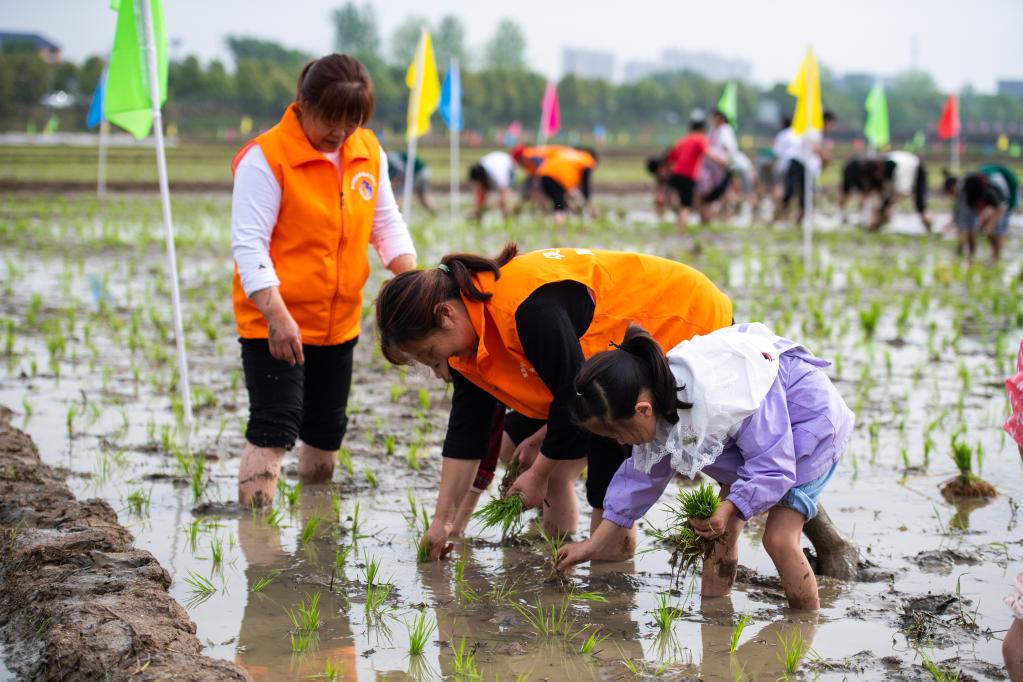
[506,458,552,509]
[420,519,454,561]
[690,499,738,540]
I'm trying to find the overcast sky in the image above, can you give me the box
[4,0,1022,92]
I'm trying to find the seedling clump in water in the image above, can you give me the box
[939,433,996,500]
[652,481,720,582]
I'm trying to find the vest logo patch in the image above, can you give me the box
[350,172,376,201]
[540,249,565,260]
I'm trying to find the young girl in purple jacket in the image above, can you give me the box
[556,323,854,610]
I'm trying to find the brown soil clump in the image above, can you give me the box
[939,475,998,500]
[0,406,251,681]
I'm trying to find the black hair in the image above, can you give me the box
[376,243,519,364]
[468,163,490,188]
[942,169,959,195]
[962,174,989,208]
[570,324,691,430]
[296,54,374,126]
[712,108,730,126]
[823,110,836,124]
[689,120,706,132]
[781,116,792,129]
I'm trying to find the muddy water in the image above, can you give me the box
[1,192,1021,680]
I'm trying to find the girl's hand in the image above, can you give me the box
[691,500,739,539]
[556,540,594,572]
[507,466,548,510]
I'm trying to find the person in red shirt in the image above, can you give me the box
[665,113,730,232]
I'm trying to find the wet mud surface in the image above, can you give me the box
[1,190,1021,679]
[0,406,250,681]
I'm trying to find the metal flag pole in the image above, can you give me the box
[801,49,814,271]
[403,28,427,220]
[449,58,460,230]
[140,0,192,427]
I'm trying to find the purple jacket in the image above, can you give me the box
[602,348,854,526]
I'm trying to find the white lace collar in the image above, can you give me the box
[630,324,800,476]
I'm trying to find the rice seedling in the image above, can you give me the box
[534,521,569,569]
[337,446,354,476]
[363,551,386,586]
[263,506,284,529]
[182,570,217,607]
[579,627,609,655]
[940,433,996,499]
[185,517,202,551]
[473,494,526,539]
[615,643,640,675]
[488,577,518,604]
[776,627,806,675]
[301,514,324,544]
[330,491,342,520]
[454,553,479,603]
[319,657,343,681]
[404,441,418,469]
[650,481,721,583]
[418,387,430,410]
[290,628,316,653]
[652,592,682,631]
[406,489,419,527]
[512,596,580,640]
[451,637,480,678]
[405,609,437,656]
[278,479,301,508]
[729,612,752,653]
[351,500,365,538]
[416,536,431,563]
[251,569,281,593]
[284,593,321,632]
[390,382,408,402]
[570,591,609,603]
[20,395,32,424]
[125,488,151,516]
[364,581,394,617]
[364,465,378,488]
[209,534,224,566]
[190,455,206,500]
[678,482,719,519]
[857,300,882,339]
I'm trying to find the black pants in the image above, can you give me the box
[504,411,630,510]
[240,337,357,451]
[783,160,808,211]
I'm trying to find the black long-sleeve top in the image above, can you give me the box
[441,280,595,461]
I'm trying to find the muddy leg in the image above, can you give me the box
[238,442,285,507]
[588,508,636,561]
[702,514,745,598]
[802,502,859,580]
[765,506,819,610]
[1005,617,1023,681]
[296,443,336,482]
[543,458,586,536]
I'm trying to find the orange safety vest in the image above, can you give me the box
[515,145,572,176]
[230,102,381,345]
[449,248,733,419]
[537,148,596,190]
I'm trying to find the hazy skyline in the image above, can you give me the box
[4,0,1022,92]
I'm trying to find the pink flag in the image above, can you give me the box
[540,81,560,138]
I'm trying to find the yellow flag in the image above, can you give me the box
[405,29,441,140]
[997,133,1010,152]
[787,47,823,134]
[240,115,253,136]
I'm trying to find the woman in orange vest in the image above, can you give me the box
[376,244,732,560]
[232,54,417,506]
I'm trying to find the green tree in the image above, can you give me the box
[331,2,380,59]
[390,17,429,68]
[434,15,467,69]
[225,36,310,73]
[483,19,527,71]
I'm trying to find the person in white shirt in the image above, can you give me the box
[468,150,516,220]
[232,54,417,507]
[776,111,836,224]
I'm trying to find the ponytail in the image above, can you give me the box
[570,324,690,428]
[376,243,519,364]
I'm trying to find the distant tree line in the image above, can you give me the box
[2,4,1022,144]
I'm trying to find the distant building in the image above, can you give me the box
[997,80,1023,100]
[562,47,614,82]
[0,31,61,63]
[624,48,751,83]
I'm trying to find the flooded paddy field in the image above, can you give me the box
[1,190,1021,680]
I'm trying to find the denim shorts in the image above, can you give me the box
[777,460,838,520]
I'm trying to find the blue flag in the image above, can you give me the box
[86,70,106,129]
[438,61,462,132]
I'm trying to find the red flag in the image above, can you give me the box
[937,94,959,140]
[540,81,560,138]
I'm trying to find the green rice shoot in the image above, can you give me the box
[473,494,526,538]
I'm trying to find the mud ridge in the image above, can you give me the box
[0,406,251,681]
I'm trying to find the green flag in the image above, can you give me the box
[104,0,167,139]
[43,114,59,134]
[863,83,890,149]
[717,81,738,127]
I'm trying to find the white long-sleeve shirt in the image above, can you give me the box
[231,144,416,297]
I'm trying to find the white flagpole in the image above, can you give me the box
[801,49,814,271]
[537,83,549,147]
[97,118,109,198]
[403,29,427,220]
[449,58,460,229]
[951,95,960,174]
[140,0,192,427]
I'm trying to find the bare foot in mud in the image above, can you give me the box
[238,443,285,507]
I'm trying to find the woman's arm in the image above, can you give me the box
[370,147,417,274]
